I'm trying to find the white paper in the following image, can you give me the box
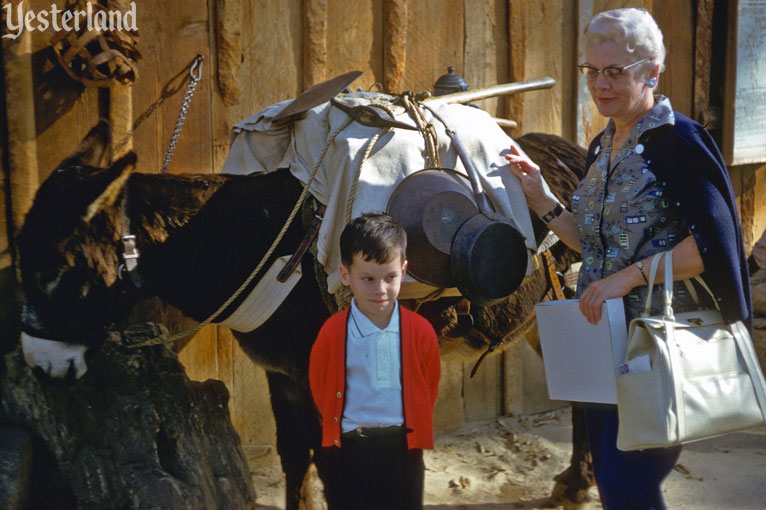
[620,354,651,375]
[535,298,628,403]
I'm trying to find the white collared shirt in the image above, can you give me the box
[341,298,404,432]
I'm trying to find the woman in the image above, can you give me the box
[506,8,752,509]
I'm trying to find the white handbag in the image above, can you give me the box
[616,251,766,451]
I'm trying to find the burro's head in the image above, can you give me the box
[18,121,138,379]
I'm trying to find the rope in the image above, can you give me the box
[345,128,391,222]
[127,117,354,348]
[412,287,447,313]
[401,93,440,168]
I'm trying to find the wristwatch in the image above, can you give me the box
[635,260,649,284]
[541,203,564,224]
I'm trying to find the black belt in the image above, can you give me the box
[341,425,405,439]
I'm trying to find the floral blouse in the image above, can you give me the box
[572,96,697,321]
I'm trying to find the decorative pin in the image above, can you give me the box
[635,144,644,154]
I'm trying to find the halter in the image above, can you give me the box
[117,190,141,288]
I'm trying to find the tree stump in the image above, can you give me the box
[0,328,256,509]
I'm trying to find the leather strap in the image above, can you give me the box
[541,202,563,224]
[118,191,142,289]
[542,250,566,301]
[277,205,326,283]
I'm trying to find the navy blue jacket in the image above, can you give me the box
[585,112,752,332]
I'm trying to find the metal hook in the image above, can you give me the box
[189,54,204,82]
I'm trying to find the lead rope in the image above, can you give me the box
[126,118,354,348]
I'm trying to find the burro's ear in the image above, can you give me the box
[83,151,137,222]
[60,120,113,170]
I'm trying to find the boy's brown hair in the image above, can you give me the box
[339,212,407,267]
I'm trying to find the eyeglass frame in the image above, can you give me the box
[577,58,649,81]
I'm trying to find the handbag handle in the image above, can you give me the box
[642,251,673,317]
[662,250,674,319]
[641,251,675,319]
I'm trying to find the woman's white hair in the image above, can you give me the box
[583,8,666,72]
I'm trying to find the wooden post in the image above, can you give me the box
[507,0,526,126]
[2,25,38,273]
[575,0,595,148]
[383,0,407,93]
[110,83,133,158]
[464,0,500,116]
[216,0,242,106]
[303,0,328,88]
[693,0,715,125]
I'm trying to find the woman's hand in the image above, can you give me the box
[578,268,638,324]
[506,143,583,252]
[505,144,556,211]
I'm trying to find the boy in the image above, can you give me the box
[309,212,441,510]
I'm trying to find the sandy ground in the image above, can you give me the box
[252,407,766,510]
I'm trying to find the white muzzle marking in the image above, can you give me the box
[20,333,88,379]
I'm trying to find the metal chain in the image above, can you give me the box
[161,54,204,173]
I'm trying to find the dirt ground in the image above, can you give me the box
[252,407,766,510]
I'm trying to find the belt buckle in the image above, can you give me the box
[355,427,368,438]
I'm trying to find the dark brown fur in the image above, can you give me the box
[17,123,594,509]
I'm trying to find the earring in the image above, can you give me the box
[646,77,658,88]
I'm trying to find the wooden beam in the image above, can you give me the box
[302,0,328,88]
[383,0,408,93]
[575,0,594,147]
[693,0,715,125]
[216,0,242,106]
[464,0,501,116]
[2,27,38,266]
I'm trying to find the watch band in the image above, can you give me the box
[635,260,649,284]
[541,203,564,224]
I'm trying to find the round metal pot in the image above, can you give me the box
[450,213,528,306]
[386,168,479,287]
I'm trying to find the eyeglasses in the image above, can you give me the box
[577,58,648,81]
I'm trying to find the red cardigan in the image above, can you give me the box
[309,306,441,450]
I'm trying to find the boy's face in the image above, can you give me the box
[339,252,407,328]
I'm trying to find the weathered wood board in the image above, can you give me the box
[723,0,766,165]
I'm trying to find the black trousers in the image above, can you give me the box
[318,426,425,510]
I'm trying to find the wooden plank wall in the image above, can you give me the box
[5,0,765,471]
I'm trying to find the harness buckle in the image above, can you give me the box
[122,234,139,260]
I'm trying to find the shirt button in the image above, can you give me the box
[333,440,339,446]
[333,416,338,423]
[336,392,342,399]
